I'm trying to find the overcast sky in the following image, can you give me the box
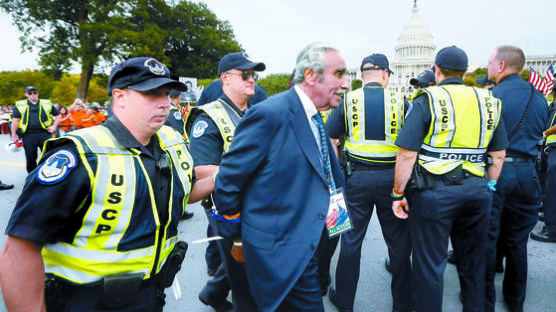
[1,0,555,76]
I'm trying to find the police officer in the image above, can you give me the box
[476,75,497,90]
[185,52,265,312]
[484,45,549,312]
[0,57,215,311]
[409,69,436,90]
[166,89,194,220]
[534,100,556,243]
[326,53,413,312]
[196,78,268,106]
[392,46,508,312]
[11,86,61,173]
[385,68,436,274]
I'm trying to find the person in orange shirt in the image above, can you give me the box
[91,107,106,125]
[80,107,95,128]
[69,99,86,130]
[57,106,72,136]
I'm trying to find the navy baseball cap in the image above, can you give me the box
[410,70,435,86]
[476,76,496,87]
[25,86,37,93]
[218,52,266,75]
[107,57,186,96]
[170,89,182,98]
[360,54,394,75]
[435,46,468,71]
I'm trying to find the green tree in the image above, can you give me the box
[164,2,242,79]
[257,74,291,96]
[1,0,240,99]
[351,79,363,90]
[0,70,56,106]
[520,69,530,82]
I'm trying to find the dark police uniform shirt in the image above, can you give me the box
[165,106,185,135]
[189,94,250,165]
[11,99,60,132]
[196,79,268,106]
[396,78,508,152]
[6,116,194,245]
[326,82,410,168]
[491,73,549,157]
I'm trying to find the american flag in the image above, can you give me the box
[544,64,554,95]
[529,67,548,95]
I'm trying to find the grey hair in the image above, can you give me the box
[292,42,338,84]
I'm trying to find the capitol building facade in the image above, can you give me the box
[389,2,435,97]
[347,1,555,98]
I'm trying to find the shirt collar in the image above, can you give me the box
[220,93,251,117]
[294,84,318,123]
[364,82,383,87]
[103,116,153,156]
[438,77,463,86]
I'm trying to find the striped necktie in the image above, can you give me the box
[312,113,336,191]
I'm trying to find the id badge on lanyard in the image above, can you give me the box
[325,187,352,237]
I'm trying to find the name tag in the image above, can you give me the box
[326,188,352,237]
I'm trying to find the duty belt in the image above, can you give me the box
[350,161,394,171]
[487,156,534,164]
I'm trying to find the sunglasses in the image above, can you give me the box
[28,91,38,95]
[226,70,258,81]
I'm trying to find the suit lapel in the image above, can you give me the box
[287,89,327,185]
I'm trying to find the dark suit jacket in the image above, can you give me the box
[214,88,345,311]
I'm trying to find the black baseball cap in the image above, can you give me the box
[170,89,182,98]
[410,70,435,87]
[360,53,394,75]
[107,57,186,96]
[25,86,37,93]
[476,76,496,87]
[218,52,266,75]
[435,46,468,71]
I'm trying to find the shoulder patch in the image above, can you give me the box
[173,111,182,120]
[192,120,209,138]
[36,149,78,185]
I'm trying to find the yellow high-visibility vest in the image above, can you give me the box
[184,99,239,152]
[416,85,502,177]
[42,125,193,284]
[344,87,404,163]
[15,99,53,132]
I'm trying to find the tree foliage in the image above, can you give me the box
[257,74,291,96]
[0,71,107,106]
[351,79,363,90]
[164,2,242,79]
[0,0,241,98]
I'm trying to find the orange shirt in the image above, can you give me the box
[92,112,106,125]
[70,110,86,129]
[81,112,95,128]
[58,113,72,131]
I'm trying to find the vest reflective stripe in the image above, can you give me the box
[15,99,53,132]
[344,87,404,162]
[417,85,501,176]
[187,99,238,153]
[42,125,192,284]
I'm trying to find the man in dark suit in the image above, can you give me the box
[213,42,348,311]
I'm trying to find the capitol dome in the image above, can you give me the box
[390,1,436,96]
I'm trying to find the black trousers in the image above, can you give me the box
[485,161,540,312]
[22,131,51,173]
[410,176,490,312]
[334,168,413,311]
